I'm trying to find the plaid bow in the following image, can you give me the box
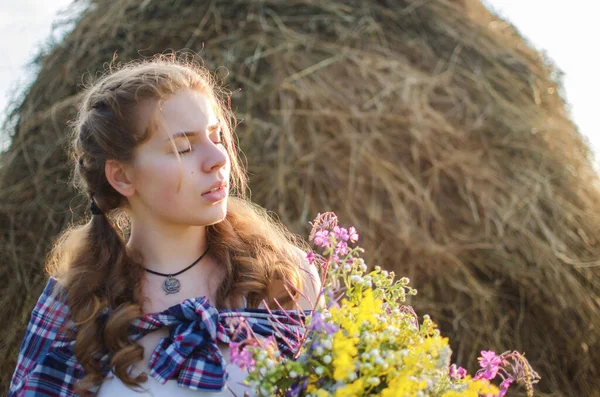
[128,297,309,391]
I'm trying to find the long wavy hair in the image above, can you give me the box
[44,54,308,394]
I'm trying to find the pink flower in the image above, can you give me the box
[474,350,502,380]
[314,230,331,248]
[229,342,256,372]
[306,251,315,265]
[348,226,359,242]
[497,377,514,397]
[449,364,467,380]
[333,226,349,242]
[335,240,349,256]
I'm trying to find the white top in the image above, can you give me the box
[96,344,252,397]
[96,296,257,396]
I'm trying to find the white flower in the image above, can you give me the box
[368,377,381,386]
[289,371,298,378]
[323,355,332,364]
[315,366,324,375]
[349,275,363,283]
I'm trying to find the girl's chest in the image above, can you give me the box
[96,328,251,396]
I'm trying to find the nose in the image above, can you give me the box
[201,142,229,174]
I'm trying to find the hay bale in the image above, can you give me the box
[1,0,598,395]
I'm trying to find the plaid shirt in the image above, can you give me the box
[9,277,310,396]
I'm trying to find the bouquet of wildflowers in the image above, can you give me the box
[230,212,540,396]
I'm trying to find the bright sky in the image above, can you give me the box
[1,1,598,162]
[483,0,599,166]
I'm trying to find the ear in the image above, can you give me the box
[105,159,136,198]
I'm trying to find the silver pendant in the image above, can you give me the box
[163,276,181,295]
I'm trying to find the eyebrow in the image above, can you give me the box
[164,124,221,141]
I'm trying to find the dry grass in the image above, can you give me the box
[1,1,599,396]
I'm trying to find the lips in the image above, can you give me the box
[202,181,227,195]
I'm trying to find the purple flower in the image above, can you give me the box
[309,311,339,334]
[497,377,514,397]
[325,289,339,309]
[474,350,502,380]
[306,251,315,265]
[287,378,308,396]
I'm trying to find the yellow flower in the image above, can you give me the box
[356,289,382,328]
[380,377,428,396]
[332,331,358,381]
[335,378,365,397]
[440,377,499,397]
[314,389,330,397]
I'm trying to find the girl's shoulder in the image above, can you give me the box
[8,276,84,397]
[260,246,322,311]
[19,276,71,339]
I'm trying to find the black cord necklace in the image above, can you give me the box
[144,245,210,295]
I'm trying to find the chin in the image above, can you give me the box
[206,206,228,224]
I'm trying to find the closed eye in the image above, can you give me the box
[177,134,224,155]
[213,130,224,145]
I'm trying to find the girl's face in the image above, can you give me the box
[126,89,231,227]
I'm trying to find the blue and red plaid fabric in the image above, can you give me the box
[8,277,310,396]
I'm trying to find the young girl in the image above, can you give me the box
[8,54,321,397]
